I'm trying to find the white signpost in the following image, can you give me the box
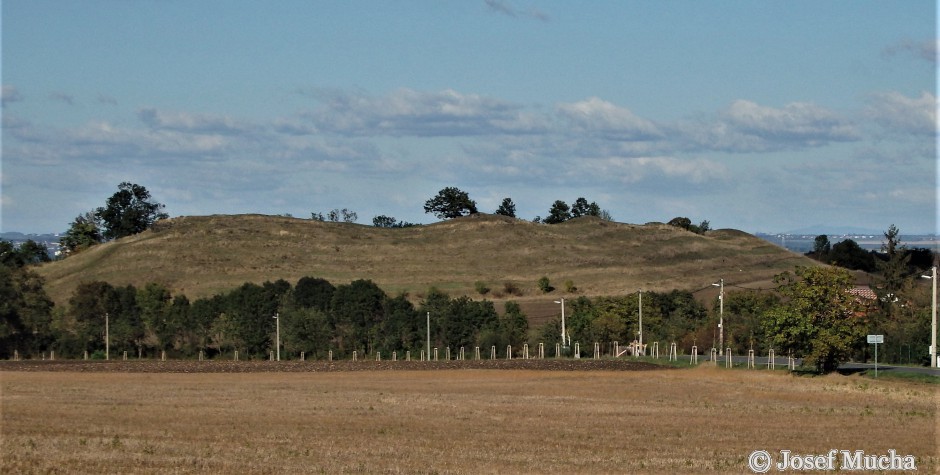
[867,334,884,377]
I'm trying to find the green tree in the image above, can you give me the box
[537,276,553,293]
[571,197,601,218]
[811,234,831,260]
[293,276,335,311]
[761,266,866,373]
[61,212,103,254]
[330,279,387,355]
[96,182,169,240]
[829,239,875,272]
[501,301,528,349]
[424,187,478,220]
[878,224,911,293]
[222,282,282,357]
[0,265,54,358]
[372,215,397,227]
[495,198,516,218]
[378,294,422,353]
[667,217,692,231]
[137,283,172,352]
[65,281,144,355]
[544,200,571,224]
[1,240,50,267]
[281,304,331,358]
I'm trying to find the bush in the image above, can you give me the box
[503,282,523,296]
[537,276,554,293]
[474,281,490,295]
[564,280,577,293]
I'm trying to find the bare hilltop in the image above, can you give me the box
[36,213,815,316]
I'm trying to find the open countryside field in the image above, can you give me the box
[2,364,936,474]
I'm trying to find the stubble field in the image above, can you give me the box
[1,362,936,474]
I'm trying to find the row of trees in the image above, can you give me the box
[422,186,613,223]
[33,277,532,361]
[1,244,934,371]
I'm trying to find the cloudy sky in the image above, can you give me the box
[2,1,937,234]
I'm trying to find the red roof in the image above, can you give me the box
[846,286,877,301]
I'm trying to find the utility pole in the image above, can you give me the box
[271,313,280,361]
[925,266,937,368]
[555,298,568,347]
[712,279,724,356]
[638,289,643,350]
[932,266,937,368]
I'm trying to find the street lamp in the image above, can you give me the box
[921,267,937,368]
[105,312,109,361]
[272,313,280,361]
[637,289,643,350]
[712,279,724,356]
[554,298,569,347]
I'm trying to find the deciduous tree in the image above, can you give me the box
[761,266,865,373]
[96,182,168,240]
[424,187,478,220]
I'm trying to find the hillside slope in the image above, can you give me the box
[36,214,816,310]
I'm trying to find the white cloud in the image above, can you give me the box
[138,108,255,136]
[578,156,728,185]
[556,97,663,141]
[865,91,938,136]
[724,100,859,142]
[676,99,859,152]
[305,88,547,137]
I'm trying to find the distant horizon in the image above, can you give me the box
[3,2,936,236]
[1,213,936,238]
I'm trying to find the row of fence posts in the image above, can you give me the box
[12,342,794,369]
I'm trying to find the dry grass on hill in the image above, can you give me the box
[1,366,935,474]
[36,214,815,309]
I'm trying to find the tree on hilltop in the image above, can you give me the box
[544,200,571,224]
[424,187,478,220]
[95,182,168,240]
[61,212,103,254]
[495,198,516,218]
[571,197,601,218]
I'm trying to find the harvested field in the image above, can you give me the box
[1,363,936,474]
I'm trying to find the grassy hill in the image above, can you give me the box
[36,213,817,323]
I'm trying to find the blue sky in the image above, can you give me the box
[2,0,937,234]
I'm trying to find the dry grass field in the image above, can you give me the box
[35,213,816,309]
[2,364,936,474]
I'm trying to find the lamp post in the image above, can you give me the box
[105,312,110,361]
[427,312,431,361]
[712,279,724,356]
[922,266,937,368]
[637,289,643,350]
[272,313,280,361]
[554,298,568,347]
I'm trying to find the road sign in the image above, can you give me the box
[867,334,884,377]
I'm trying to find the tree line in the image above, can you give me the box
[1,245,935,371]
